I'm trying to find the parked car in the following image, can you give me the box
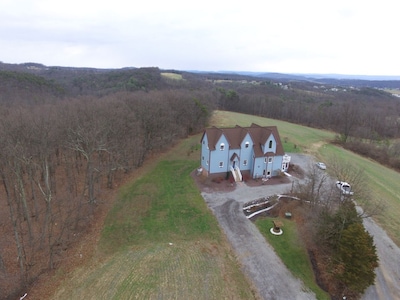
[336,181,354,195]
[316,162,326,170]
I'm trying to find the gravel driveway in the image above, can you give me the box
[200,153,400,300]
[360,214,400,300]
[201,154,315,300]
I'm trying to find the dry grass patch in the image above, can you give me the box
[53,240,255,300]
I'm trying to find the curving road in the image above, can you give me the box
[201,154,400,300]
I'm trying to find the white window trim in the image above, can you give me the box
[219,161,224,168]
[220,143,225,151]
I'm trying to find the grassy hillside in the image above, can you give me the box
[52,135,257,299]
[210,110,336,153]
[49,110,400,299]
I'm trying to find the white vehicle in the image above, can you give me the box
[336,181,354,195]
[316,162,326,170]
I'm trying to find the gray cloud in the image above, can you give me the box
[0,0,399,75]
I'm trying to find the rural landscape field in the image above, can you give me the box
[24,110,399,299]
[2,62,400,300]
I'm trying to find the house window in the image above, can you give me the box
[206,160,209,165]
[219,161,224,168]
[269,140,273,148]
[245,142,249,148]
[202,156,204,161]
[243,159,248,166]
[202,140,205,144]
[220,143,225,151]
[264,157,267,163]
[268,157,273,163]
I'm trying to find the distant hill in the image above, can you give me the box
[0,69,66,103]
[206,70,400,88]
[1,61,400,104]
[0,62,167,100]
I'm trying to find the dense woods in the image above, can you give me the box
[0,62,399,299]
[0,85,215,298]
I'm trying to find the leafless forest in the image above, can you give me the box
[0,84,215,298]
[1,64,400,299]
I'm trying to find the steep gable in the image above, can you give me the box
[269,126,285,156]
[201,127,223,150]
[222,126,248,149]
[201,124,284,155]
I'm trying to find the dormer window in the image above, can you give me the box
[269,140,273,148]
[245,142,249,148]
[220,143,225,151]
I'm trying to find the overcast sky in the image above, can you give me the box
[1,0,399,75]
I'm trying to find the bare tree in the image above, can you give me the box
[63,97,111,204]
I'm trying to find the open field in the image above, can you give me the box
[210,110,336,153]
[160,72,184,80]
[48,110,400,299]
[51,136,257,299]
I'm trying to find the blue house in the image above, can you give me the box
[200,123,291,181]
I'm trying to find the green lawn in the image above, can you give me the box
[256,218,330,300]
[100,159,219,252]
[53,137,255,300]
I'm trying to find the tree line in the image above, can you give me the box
[0,89,215,299]
[216,82,400,141]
